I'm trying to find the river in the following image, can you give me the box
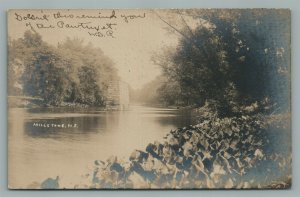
[8,105,194,188]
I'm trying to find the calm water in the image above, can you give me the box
[8,105,193,188]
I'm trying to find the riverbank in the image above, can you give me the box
[8,96,105,109]
[66,111,291,189]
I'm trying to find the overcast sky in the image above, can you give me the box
[8,9,192,89]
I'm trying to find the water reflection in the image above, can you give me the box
[23,106,193,140]
[9,105,194,188]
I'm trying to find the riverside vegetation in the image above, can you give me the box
[38,101,291,189]
[71,102,290,189]
[80,10,291,189]
[8,9,291,189]
[8,31,119,107]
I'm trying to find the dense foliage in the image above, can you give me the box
[154,10,290,116]
[64,111,290,189]
[8,30,118,106]
[29,10,291,189]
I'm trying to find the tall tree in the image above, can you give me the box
[9,31,119,107]
[155,9,290,115]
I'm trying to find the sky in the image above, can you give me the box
[7,9,192,89]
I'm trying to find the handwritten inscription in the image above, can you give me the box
[15,12,50,21]
[121,13,146,23]
[13,10,146,38]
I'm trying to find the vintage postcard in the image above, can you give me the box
[7,9,291,189]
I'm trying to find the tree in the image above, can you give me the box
[157,79,182,106]
[58,37,119,103]
[155,9,290,115]
[78,66,103,106]
[8,31,119,107]
[22,44,69,105]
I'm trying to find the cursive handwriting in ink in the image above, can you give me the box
[25,22,36,31]
[121,13,146,23]
[103,23,117,30]
[88,30,115,38]
[76,10,117,19]
[14,10,148,39]
[88,31,105,37]
[106,30,115,38]
[57,21,116,32]
[53,11,74,19]
[36,23,55,29]
[15,12,50,22]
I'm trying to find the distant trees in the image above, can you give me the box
[130,75,183,107]
[130,75,165,105]
[157,79,182,106]
[8,30,118,106]
[154,9,290,115]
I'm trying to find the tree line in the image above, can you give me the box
[150,9,290,116]
[8,30,119,106]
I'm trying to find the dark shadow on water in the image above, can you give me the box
[23,106,194,142]
[24,115,110,139]
[26,107,106,114]
[153,109,195,128]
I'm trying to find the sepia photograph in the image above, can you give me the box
[7,9,291,189]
